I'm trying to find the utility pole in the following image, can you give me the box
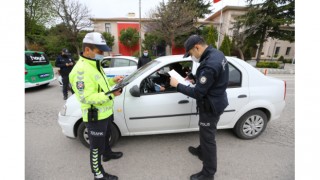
[139,0,142,57]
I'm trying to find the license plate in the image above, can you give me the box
[39,73,50,78]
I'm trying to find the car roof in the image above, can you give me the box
[104,56,138,62]
[25,50,44,54]
[153,54,238,64]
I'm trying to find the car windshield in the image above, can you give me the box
[118,60,160,86]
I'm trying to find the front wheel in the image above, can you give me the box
[77,121,120,148]
[233,110,268,139]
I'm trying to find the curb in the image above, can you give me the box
[256,68,295,74]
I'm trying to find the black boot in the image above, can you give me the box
[94,173,118,180]
[188,146,203,161]
[190,171,213,180]
[103,151,123,162]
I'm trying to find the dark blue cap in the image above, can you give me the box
[183,35,205,58]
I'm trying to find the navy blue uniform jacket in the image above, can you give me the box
[177,46,229,115]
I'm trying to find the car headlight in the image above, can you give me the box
[60,105,67,116]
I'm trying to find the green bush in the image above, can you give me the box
[283,59,293,64]
[278,55,284,62]
[50,61,56,67]
[256,61,279,68]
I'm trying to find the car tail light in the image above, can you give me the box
[25,68,28,75]
[284,80,287,100]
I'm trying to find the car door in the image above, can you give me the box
[123,61,193,134]
[189,61,250,128]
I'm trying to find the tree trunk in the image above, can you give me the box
[237,47,244,60]
[256,26,267,62]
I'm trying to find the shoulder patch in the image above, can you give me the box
[76,81,85,91]
[200,76,207,84]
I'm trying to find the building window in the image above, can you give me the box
[105,23,111,33]
[286,47,291,55]
[275,47,280,56]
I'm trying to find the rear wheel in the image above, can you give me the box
[77,121,120,148]
[233,110,268,139]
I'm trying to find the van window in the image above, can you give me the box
[25,52,49,66]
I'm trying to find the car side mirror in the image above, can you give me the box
[129,85,140,97]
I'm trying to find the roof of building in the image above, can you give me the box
[90,17,153,23]
[205,5,249,21]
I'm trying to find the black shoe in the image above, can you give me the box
[188,146,203,161]
[190,172,213,180]
[103,152,123,162]
[63,96,67,100]
[94,173,118,180]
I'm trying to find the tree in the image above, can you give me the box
[235,0,295,61]
[176,0,212,18]
[102,32,115,51]
[25,0,54,49]
[51,0,92,55]
[119,28,139,55]
[201,25,218,48]
[146,0,197,55]
[219,35,231,56]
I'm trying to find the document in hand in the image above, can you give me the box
[168,69,191,86]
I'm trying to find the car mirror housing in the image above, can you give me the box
[130,85,140,97]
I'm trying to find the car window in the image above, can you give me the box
[114,58,130,67]
[129,60,137,66]
[117,60,160,87]
[228,62,242,88]
[101,58,112,68]
[25,52,49,66]
[140,61,193,95]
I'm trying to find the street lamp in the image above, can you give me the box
[139,0,142,57]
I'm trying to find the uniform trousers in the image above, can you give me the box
[85,115,113,177]
[198,109,221,176]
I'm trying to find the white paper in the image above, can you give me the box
[168,69,191,86]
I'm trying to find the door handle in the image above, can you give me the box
[178,100,189,104]
[238,94,247,98]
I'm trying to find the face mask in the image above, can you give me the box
[191,55,200,63]
[94,54,104,61]
[144,53,148,56]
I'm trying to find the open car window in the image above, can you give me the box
[140,61,193,95]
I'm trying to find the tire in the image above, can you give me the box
[233,110,268,140]
[77,121,120,148]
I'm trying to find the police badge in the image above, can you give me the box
[76,81,85,91]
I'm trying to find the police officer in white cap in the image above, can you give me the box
[170,35,229,180]
[69,32,123,180]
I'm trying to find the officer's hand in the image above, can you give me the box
[170,77,179,87]
[113,76,124,83]
[185,77,195,84]
[112,88,122,96]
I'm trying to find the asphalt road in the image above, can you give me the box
[25,74,294,180]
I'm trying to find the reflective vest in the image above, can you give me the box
[69,55,116,122]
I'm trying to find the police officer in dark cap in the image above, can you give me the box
[170,35,229,180]
[55,48,75,100]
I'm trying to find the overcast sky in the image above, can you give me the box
[78,0,259,19]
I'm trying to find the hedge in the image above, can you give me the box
[256,61,279,68]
